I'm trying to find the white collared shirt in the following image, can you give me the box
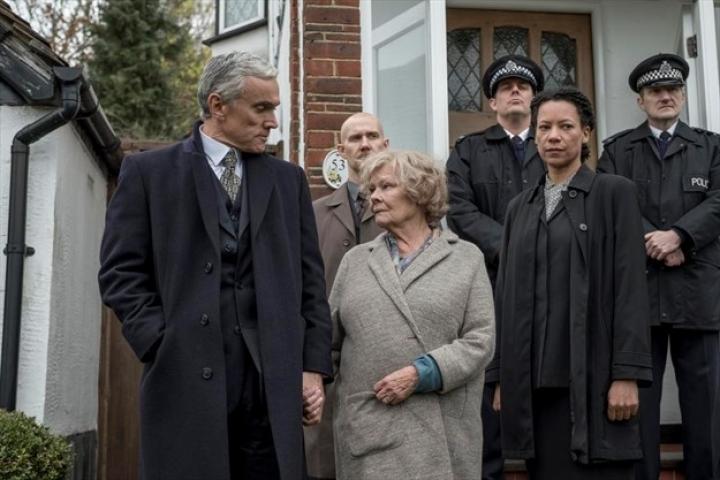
[199,126,243,182]
[649,121,678,140]
[504,127,530,141]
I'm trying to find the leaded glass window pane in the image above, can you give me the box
[447,28,482,111]
[224,0,261,30]
[493,26,529,59]
[541,32,577,89]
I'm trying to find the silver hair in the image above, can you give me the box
[197,51,277,118]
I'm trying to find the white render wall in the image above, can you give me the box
[0,106,106,435]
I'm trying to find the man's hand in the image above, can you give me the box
[374,366,418,406]
[645,230,682,261]
[607,380,639,421]
[664,248,686,267]
[302,372,325,426]
[492,384,501,412]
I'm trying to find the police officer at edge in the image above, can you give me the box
[598,53,720,480]
[446,55,546,480]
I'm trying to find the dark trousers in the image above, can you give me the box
[228,348,281,480]
[482,383,504,480]
[528,388,634,480]
[636,326,720,480]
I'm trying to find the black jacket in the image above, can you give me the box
[491,165,652,463]
[598,121,720,330]
[98,123,332,480]
[446,124,545,282]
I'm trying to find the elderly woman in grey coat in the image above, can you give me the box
[329,150,495,480]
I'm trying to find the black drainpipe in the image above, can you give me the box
[0,67,84,410]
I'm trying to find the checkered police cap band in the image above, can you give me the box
[636,61,684,90]
[489,60,537,95]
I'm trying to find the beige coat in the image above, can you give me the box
[307,183,383,478]
[330,230,495,480]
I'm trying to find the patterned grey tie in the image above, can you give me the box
[220,150,240,201]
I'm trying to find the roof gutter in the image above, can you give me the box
[0,66,84,410]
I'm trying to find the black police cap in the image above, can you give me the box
[628,53,689,93]
[482,55,544,99]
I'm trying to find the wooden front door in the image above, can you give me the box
[447,9,596,162]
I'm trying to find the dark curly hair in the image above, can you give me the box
[530,86,595,162]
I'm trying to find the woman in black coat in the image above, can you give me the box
[490,87,652,479]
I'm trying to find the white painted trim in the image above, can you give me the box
[696,0,720,131]
[360,0,374,113]
[298,0,305,168]
[427,0,449,162]
[682,5,701,127]
[371,2,425,47]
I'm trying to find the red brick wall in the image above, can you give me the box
[290,0,362,200]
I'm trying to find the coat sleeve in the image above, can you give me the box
[610,179,653,385]
[428,250,496,394]
[446,143,504,264]
[297,168,334,378]
[598,144,657,235]
[98,155,165,363]
[672,139,720,250]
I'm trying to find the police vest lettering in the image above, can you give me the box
[691,177,710,189]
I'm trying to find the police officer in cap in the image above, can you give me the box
[446,54,545,480]
[598,53,720,480]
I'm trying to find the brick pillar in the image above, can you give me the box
[291,0,362,199]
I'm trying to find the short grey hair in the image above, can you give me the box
[197,51,277,118]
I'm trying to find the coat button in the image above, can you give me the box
[523,179,528,184]
[661,218,667,224]
[233,325,242,335]
[224,242,234,253]
[343,239,351,247]
[200,314,209,326]
[579,223,588,231]
[569,190,577,198]
[204,262,213,273]
[235,281,244,290]
[201,367,213,380]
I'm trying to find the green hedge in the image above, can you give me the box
[0,409,73,480]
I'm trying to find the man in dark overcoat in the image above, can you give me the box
[445,54,545,480]
[306,112,386,480]
[98,51,332,480]
[598,53,720,480]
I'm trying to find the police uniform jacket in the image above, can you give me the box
[98,123,332,480]
[489,165,652,463]
[446,124,545,283]
[598,121,720,330]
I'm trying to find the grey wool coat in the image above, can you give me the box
[330,229,495,480]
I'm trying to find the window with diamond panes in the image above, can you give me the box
[447,29,482,112]
[541,32,577,89]
[222,0,262,32]
[493,26,529,59]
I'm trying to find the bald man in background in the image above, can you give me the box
[306,112,388,479]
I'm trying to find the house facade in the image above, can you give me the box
[204,0,720,473]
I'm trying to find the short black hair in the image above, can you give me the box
[531,87,595,162]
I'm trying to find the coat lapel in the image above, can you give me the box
[244,153,276,240]
[187,126,220,255]
[366,239,428,349]
[563,164,595,267]
[524,133,538,167]
[327,184,356,238]
[399,235,452,292]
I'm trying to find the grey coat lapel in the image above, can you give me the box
[367,239,428,349]
[399,234,453,292]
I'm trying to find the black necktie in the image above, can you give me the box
[657,131,672,158]
[511,135,525,163]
